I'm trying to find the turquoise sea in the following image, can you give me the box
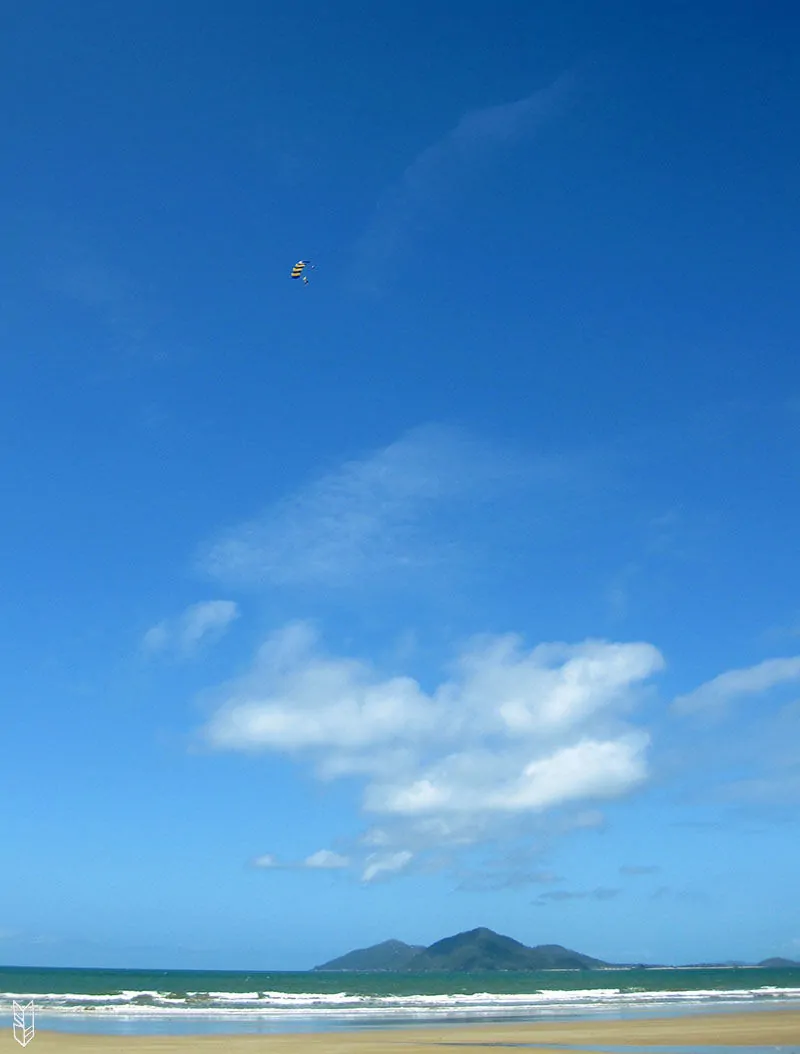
[2,964,800,1035]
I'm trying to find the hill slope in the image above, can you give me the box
[405,928,608,972]
[314,939,425,972]
[316,928,609,973]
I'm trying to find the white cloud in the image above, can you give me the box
[204,622,434,752]
[364,735,649,816]
[673,656,800,715]
[252,854,279,869]
[304,850,350,869]
[142,600,239,657]
[201,622,664,880]
[362,850,414,883]
[142,623,170,653]
[199,424,548,591]
[180,601,239,647]
[251,850,350,871]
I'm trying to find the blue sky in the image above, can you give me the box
[2,1,800,971]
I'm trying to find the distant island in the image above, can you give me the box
[313,927,800,973]
[314,928,604,972]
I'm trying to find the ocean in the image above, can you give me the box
[2,964,800,1035]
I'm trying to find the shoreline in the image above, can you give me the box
[4,1008,798,1053]
[11,998,800,1035]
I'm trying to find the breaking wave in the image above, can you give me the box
[2,984,800,1020]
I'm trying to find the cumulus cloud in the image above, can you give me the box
[201,622,664,881]
[304,850,350,870]
[143,600,239,657]
[199,424,568,592]
[252,854,279,869]
[363,736,650,816]
[673,656,800,715]
[353,72,575,288]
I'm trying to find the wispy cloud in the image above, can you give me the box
[352,72,575,289]
[668,689,800,812]
[251,849,350,871]
[252,853,280,869]
[533,887,620,905]
[199,423,577,592]
[720,699,800,805]
[200,621,663,881]
[673,656,800,716]
[142,600,239,658]
[718,770,800,807]
[457,867,563,893]
[362,850,414,883]
[602,509,692,624]
[650,886,709,904]
[605,568,635,622]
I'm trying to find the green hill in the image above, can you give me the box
[315,927,609,972]
[313,938,425,971]
[405,928,608,972]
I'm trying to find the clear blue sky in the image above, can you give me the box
[2,0,799,971]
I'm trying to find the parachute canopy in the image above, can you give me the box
[291,260,313,282]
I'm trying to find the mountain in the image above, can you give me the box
[314,939,425,971]
[316,928,609,973]
[405,928,608,972]
[313,927,800,974]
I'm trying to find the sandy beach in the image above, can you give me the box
[5,1009,798,1054]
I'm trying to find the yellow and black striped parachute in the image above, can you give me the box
[290,260,314,283]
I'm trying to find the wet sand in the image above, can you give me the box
[4,1008,798,1054]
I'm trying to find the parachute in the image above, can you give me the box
[290,260,315,285]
